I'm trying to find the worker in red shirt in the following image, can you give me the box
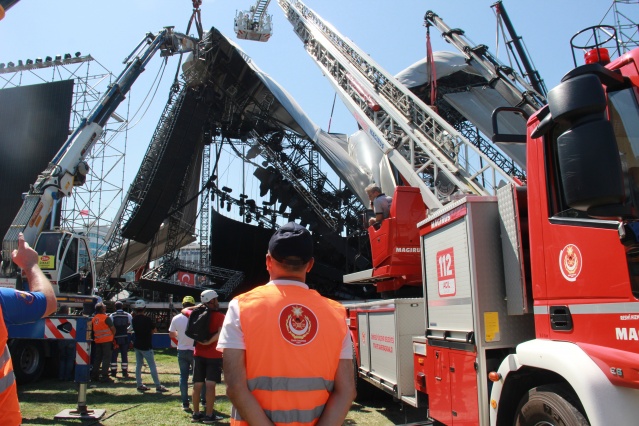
[189,289,225,424]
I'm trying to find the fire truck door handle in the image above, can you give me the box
[549,306,573,331]
[435,376,442,381]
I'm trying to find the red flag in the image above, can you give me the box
[177,271,195,287]
[80,209,89,216]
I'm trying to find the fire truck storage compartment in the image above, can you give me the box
[418,196,535,424]
[354,298,424,403]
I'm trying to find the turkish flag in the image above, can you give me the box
[177,271,195,287]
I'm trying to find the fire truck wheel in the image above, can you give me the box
[9,340,45,384]
[514,384,589,426]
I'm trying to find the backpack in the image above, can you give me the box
[185,305,211,342]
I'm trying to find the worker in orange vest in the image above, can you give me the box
[0,233,57,426]
[217,222,356,426]
[91,302,115,383]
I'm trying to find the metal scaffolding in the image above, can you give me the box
[0,55,126,260]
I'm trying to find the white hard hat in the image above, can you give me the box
[201,289,218,304]
[134,299,146,309]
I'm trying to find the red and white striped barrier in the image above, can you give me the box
[171,336,178,348]
[44,318,77,339]
[75,342,90,365]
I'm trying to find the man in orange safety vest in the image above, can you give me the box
[217,222,356,426]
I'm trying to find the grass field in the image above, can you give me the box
[17,348,428,425]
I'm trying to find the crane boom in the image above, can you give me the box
[424,9,545,117]
[1,27,199,273]
[278,0,518,210]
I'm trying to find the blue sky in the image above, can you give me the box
[0,0,623,227]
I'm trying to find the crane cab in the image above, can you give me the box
[234,1,273,42]
[33,230,96,303]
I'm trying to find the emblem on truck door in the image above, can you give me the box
[559,244,582,282]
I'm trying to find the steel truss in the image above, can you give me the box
[0,56,126,260]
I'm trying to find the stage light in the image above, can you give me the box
[75,52,81,58]
[17,60,23,66]
[222,186,232,193]
[26,59,33,65]
[239,194,248,199]
[64,53,72,60]
[226,203,231,212]
[55,54,61,61]
[0,63,4,69]
[45,56,52,62]
[7,61,14,67]
[35,58,43,64]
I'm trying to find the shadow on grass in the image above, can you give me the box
[353,382,429,425]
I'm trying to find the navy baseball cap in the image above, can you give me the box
[268,222,313,265]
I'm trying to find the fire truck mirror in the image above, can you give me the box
[548,72,627,217]
[548,74,606,123]
[556,118,624,216]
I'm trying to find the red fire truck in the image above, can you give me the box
[346,34,639,426]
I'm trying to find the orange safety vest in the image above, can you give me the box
[231,284,347,426]
[0,304,21,426]
[93,313,113,343]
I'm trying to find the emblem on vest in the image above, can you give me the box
[279,304,318,346]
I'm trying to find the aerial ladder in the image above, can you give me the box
[425,7,546,118]
[235,0,273,42]
[278,0,520,211]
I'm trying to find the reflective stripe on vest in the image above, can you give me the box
[236,284,347,425]
[248,376,334,392]
[231,403,326,424]
[0,345,15,393]
[93,314,112,343]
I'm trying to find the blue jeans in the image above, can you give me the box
[134,348,161,388]
[177,349,194,405]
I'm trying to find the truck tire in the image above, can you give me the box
[515,384,589,426]
[9,340,46,384]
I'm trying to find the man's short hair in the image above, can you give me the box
[95,302,106,313]
[268,222,313,266]
[365,184,381,194]
[115,301,123,309]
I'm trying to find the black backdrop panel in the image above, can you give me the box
[122,90,204,244]
[210,210,273,294]
[0,80,74,237]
